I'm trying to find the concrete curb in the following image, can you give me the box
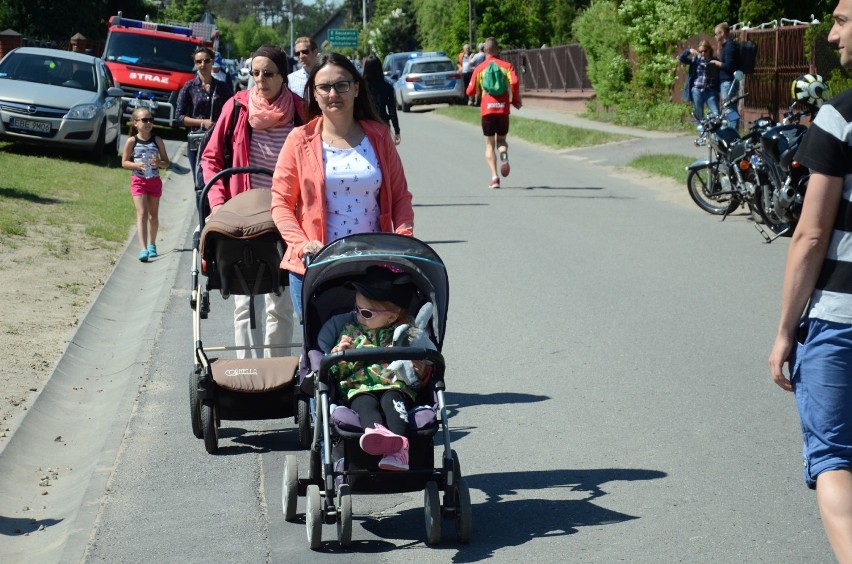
[0,144,198,563]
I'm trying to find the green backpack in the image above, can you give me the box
[481,61,508,96]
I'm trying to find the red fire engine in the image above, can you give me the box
[102,13,218,127]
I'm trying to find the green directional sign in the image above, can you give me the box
[328,28,359,48]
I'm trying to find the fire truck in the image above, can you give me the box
[102,13,218,127]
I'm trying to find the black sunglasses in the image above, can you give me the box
[136,117,154,124]
[296,48,313,56]
[250,70,278,79]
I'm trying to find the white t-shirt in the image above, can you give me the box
[322,137,382,241]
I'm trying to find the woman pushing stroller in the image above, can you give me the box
[318,265,434,471]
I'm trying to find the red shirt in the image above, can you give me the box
[466,55,521,116]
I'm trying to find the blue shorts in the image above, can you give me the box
[792,317,852,489]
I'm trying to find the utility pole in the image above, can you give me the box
[363,0,367,29]
[469,0,475,47]
[289,0,294,58]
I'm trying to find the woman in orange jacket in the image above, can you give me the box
[270,52,415,319]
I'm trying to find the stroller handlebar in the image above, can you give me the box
[318,347,446,385]
[197,166,273,231]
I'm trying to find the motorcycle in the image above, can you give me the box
[749,104,815,242]
[685,92,773,218]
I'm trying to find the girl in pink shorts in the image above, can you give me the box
[122,107,170,262]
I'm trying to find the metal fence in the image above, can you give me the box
[501,44,592,93]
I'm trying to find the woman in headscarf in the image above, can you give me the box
[201,45,304,359]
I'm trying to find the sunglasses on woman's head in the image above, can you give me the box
[250,70,278,79]
[315,80,353,95]
[355,307,395,319]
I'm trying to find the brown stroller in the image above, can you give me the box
[188,167,302,454]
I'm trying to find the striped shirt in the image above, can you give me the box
[248,125,292,190]
[796,89,852,324]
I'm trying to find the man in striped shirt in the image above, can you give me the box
[769,0,852,559]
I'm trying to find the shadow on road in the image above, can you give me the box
[356,466,667,560]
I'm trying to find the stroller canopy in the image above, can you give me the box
[302,233,449,349]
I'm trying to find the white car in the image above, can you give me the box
[0,47,124,158]
[392,54,465,112]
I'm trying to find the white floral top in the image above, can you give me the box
[322,136,382,240]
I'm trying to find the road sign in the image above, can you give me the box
[328,28,359,48]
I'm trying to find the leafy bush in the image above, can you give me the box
[573,0,629,110]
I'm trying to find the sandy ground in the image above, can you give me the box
[0,224,124,445]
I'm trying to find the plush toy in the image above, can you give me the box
[382,302,435,391]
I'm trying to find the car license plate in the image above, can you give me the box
[10,117,51,134]
[425,78,444,86]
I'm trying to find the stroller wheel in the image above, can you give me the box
[189,368,202,439]
[306,484,323,549]
[308,448,321,484]
[450,449,462,483]
[454,477,473,544]
[201,402,218,454]
[282,455,299,521]
[424,480,441,545]
[297,396,312,449]
[336,484,352,548]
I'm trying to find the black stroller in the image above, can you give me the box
[188,167,301,454]
[281,233,472,548]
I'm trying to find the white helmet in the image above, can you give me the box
[791,74,830,109]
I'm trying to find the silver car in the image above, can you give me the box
[0,47,124,157]
[393,54,464,112]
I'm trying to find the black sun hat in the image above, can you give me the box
[346,265,413,308]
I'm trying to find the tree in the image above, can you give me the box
[161,0,208,24]
[548,0,589,45]
[229,13,282,58]
[0,0,148,41]
[367,2,418,55]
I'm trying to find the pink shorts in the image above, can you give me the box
[130,175,163,197]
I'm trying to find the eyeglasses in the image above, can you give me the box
[355,307,395,319]
[296,48,313,56]
[698,49,706,53]
[136,117,154,124]
[250,70,278,79]
[195,58,212,65]
[315,80,353,95]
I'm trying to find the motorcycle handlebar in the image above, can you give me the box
[722,93,749,109]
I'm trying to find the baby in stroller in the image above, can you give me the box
[318,265,435,471]
[282,233,471,547]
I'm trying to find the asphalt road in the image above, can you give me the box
[0,107,835,562]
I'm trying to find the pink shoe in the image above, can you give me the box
[360,423,405,456]
[379,440,409,471]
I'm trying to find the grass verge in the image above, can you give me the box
[0,143,133,242]
[626,153,694,184]
[433,105,634,148]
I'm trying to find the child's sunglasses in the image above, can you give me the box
[355,307,394,319]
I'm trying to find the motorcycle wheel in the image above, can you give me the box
[686,163,737,215]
